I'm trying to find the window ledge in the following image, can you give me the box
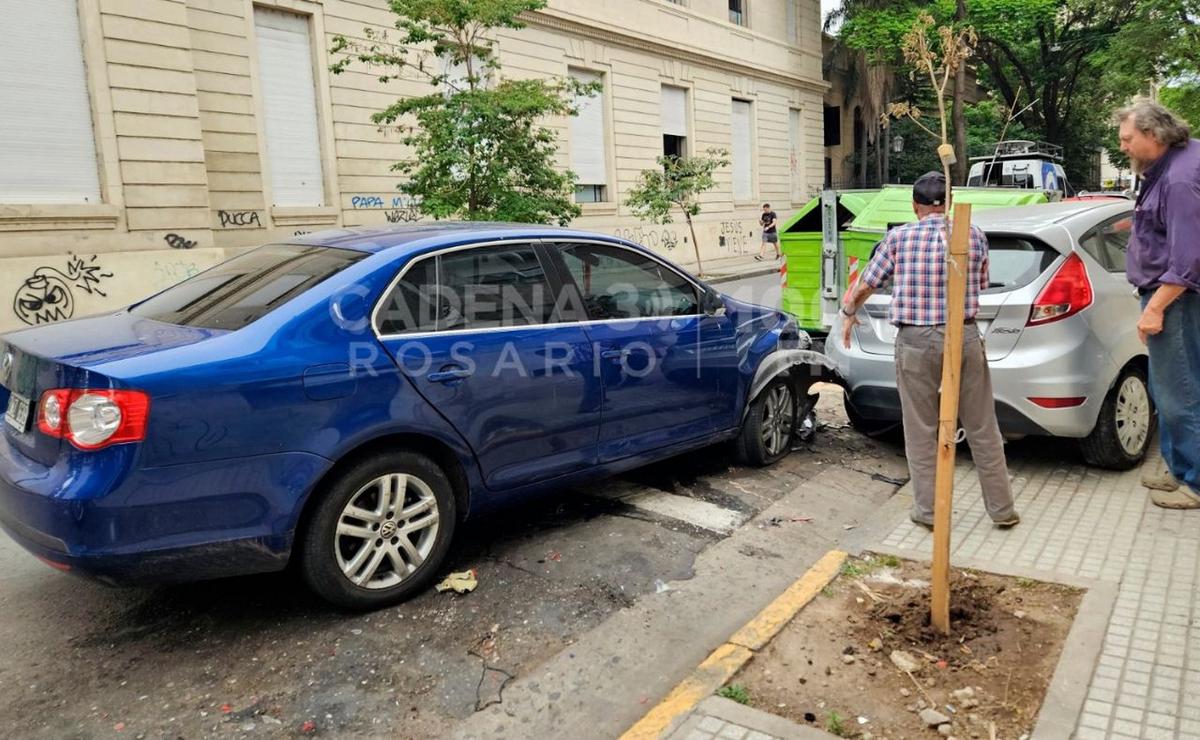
[0,203,120,232]
[270,206,340,227]
[578,202,619,216]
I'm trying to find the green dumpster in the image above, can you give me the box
[777,189,882,332]
[779,185,1049,333]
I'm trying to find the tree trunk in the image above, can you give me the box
[953,0,968,185]
[882,126,891,184]
[685,210,704,276]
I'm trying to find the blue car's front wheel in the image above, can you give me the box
[299,451,457,610]
[735,377,797,467]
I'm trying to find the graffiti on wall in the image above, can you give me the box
[163,232,197,250]
[153,259,201,285]
[12,254,114,326]
[612,226,682,251]
[718,221,751,255]
[351,194,423,223]
[218,210,262,228]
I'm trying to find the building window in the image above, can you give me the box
[789,108,805,201]
[0,0,102,204]
[786,0,797,43]
[731,99,753,201]
[824,106,842,147]
[661,85,689,160]
[254,7,325,207]
[729,0,745,25]
[575,185,607,203]
[570,69,608,203]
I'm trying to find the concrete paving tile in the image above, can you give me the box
[698,716,725,733]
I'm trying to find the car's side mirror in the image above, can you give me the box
[701,287,726,317]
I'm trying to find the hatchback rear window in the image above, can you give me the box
[868,235,1056,295]
[131,244,365,330]
[983,236,1058,293]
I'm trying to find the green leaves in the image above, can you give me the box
[624,149,731,225]
[330,0,582,225]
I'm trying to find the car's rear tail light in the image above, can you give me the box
[37,389,70,436]
[1028,396,1087,408]
[37,389,150,450]
[1028,253,1093,325]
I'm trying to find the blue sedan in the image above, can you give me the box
[0,224,827,609]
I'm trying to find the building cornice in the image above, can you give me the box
[522,9,831,94]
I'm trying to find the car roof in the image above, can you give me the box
[279,222,624,255]
[970,199,1132,235]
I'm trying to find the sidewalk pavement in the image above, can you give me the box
[689,253,782,285]
[652,449,1192,740]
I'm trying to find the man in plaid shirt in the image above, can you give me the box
[840,172,1019,530]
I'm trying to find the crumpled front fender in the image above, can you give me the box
[742,349,838,423]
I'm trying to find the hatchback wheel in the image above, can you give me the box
[736,377,797,466]
[299,451,456,610]
[1080,366,1155,470]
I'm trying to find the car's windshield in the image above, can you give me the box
[131,244,366,330]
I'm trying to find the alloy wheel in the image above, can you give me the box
[760,384,796,457]
[334,473,440,590]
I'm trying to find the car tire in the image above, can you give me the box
[736,377,797,467]
[1080,365,1156,470]
[843,393,902,439]
[299,451,457,610]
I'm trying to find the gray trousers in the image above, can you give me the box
[895,325,1017,524]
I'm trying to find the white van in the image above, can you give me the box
[967,140,1074,200]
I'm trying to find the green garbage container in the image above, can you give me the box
[780,185,1048,333]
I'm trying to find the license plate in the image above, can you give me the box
[4,392,31,433]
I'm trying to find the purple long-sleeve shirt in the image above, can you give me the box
[1127,138,1200,291]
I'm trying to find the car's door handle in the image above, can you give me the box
[600,348,631,361]
[427,368,473,383]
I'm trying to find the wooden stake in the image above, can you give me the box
[931,201,972,635]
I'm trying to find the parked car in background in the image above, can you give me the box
[0,224,826,609]
[828,200,1153,470]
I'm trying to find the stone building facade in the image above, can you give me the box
[0,0,826,332]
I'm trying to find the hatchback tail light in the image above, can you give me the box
[1028,253,1093,325]
[37,389,150,450]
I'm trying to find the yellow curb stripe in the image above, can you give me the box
[619,549,849,740]
[620,642,754,740]
[728,549,847,651]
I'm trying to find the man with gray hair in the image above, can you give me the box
[1117,98,1200,508]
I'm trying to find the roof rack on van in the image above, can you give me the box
[970,140,1064,161]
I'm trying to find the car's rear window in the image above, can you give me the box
[131,244,366,330]
[868,235,1057,295]
[982,236,1059,293]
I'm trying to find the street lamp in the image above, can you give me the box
[893,135,904,153]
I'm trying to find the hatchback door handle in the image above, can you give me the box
[427,368,473,383]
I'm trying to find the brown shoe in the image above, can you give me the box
[1150,488,1200,510]
[1142,468,1181,492]
[993,513,1021,529]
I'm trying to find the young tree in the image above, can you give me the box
[624,149,731,277]
[329,0,594,225]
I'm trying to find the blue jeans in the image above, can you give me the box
[1143,290,1200,494]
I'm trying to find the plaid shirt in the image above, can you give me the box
[860,214,989,326]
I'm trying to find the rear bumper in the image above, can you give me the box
[845,385,1052,437]
[0,434,330,583]
[828,320,1117,439]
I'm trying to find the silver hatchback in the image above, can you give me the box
[826,200,1153,470]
